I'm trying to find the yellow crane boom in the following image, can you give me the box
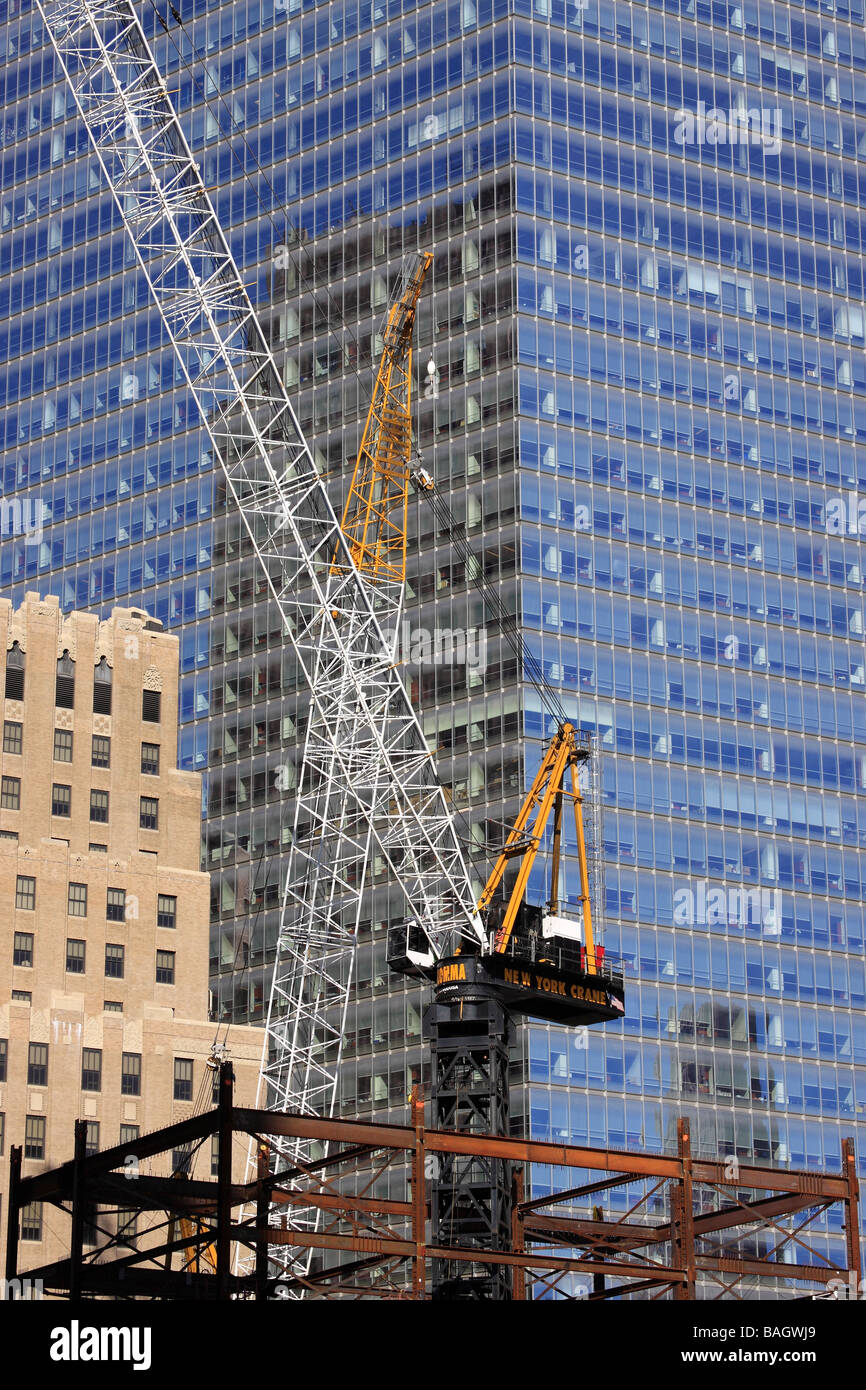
[335,252,433,587]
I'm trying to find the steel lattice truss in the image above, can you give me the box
[36,0,484,1270]
[7,1076,862,1302]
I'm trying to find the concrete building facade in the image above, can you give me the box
[0,592,261,1267]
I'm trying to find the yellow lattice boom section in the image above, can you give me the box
[336,251,433,584]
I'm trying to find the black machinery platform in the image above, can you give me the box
[431,949,625,1027]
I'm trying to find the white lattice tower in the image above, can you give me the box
[36,0,485,1287]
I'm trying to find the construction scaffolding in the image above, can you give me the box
[5,1065,860,1301]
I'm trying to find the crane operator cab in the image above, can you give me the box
[388,724,625,1027]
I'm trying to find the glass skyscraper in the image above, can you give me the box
[2,0,865,1288]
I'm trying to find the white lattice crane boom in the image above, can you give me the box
[36,0,485,1150]
[37,0,624,1301]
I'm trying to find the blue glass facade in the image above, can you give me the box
[1,0,865,1285]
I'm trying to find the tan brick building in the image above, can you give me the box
[0,592,262,1268]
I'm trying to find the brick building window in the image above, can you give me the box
[15,875,35,910]
[27,1042,48,1087]
[117,1209,138,1248]
[5,642,25,701]
[105,944,125,979]
[81,1048,102,1092]
[139,796,158,831]
[66,939,85,974]
[0,1039,6,1082]
[172,1148,192,1176]
[141,743,160,775]
[85,1121,100,1156]
[0,1112,4,1157]
[83,1203,100,1247]
[93,657,112,715]
[53,729,73,762]
[119,1124,139,1145]
[55,652,75,709]
[13,931,33,967]
[20,1202,42,1241]
[142,689,161,723]
[90,789,109,823]
[106,888,126,922]
[121,1053,141,1097]
[68,882,88,916]
[1,776,21,810]
[155,950,175,985]
[91,735,110,769]
[157,894,177,929]
[173,1058,193,1101]
[3,720,22,754]
[51,784,71,817]
[24,1115,45,1160]
[104,1001,123,1013]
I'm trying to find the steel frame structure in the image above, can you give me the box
[6,1067,861,1301]
[36,0,483,1240]
[425,989,513,1300]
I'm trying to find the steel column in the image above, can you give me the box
[215,1062,234,1300]
[511,1168,526,1301]
[4,1145,22,1289]
[672,1119,696,1301]
[411,1092,427,1299]
[68,1119,87,1302]
[842,1136,861,1287]
[255,1143,271,1302]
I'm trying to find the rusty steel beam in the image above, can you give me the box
[235,1110,414,1151]
[10,1101,856,1302]
[519,1173,648,1213]
[410,1092,427,1299]
[512,1168,526,1301]
[673,1119,696,1301]
[522,1191,824,1252]
[271,1189,413,1218]
[588,1276,679,1301]
[690,1163,848,1198]
[236,1110,853,1201]
[253,1226,686,1284]
[523,1213,651,1245]
[24,1102,851,1203]
[842,1137,861,1281]
[697,1255,844,1284]
[15,1111,217,1202]
[264,1142,379,1187]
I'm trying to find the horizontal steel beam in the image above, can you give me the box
[16,1111,217,1202]
[690,1162,848,1199]
[272,1189,413,1218]
[522,1192,824,1252]
[247,1226,685,1284]
[519,1173,648,1213]
[697,1254,844,1284]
